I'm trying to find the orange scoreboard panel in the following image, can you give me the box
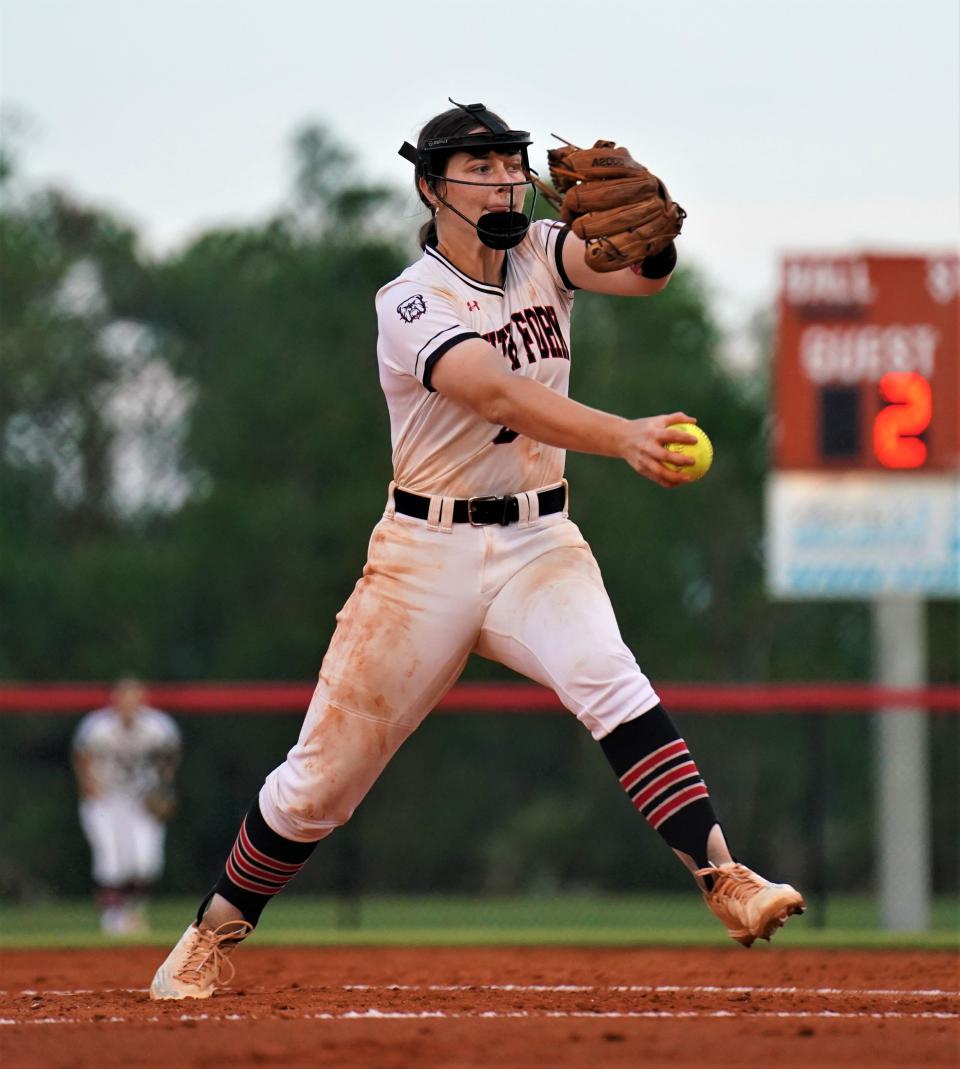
[774,254,959,473]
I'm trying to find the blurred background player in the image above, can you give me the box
[72,677,181,935]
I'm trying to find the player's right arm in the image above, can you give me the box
[71,716,102,800]
[72,749,101,800]
[430,338,697,488]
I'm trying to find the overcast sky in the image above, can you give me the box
[2,0,957,352]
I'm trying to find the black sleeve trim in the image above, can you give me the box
[554,225,579,291]
[422,331,482,392]
[414,324,459,378]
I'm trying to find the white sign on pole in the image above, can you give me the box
[766,473,959,599]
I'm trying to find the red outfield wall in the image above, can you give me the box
[0,680,957,714]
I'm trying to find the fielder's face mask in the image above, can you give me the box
[399,98,538,251]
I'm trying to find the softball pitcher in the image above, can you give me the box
[150,100,803,999]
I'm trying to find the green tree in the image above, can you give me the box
[123,125,406,680]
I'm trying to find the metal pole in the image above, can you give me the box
[873,595,930,931]
[804,712,828,928]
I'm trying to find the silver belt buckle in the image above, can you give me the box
[467,495,499,526]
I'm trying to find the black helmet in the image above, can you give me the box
[399,99,537,250]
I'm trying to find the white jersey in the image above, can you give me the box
[375,219,576,498]
[73,706,181,800]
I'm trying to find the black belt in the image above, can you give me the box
[394,485,566,526]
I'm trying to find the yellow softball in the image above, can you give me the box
[662,422,713,481]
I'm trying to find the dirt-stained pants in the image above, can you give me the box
[260,487,659,842]
[80,795,166,885]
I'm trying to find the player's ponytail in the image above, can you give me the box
[413,104,511,250]
[418,216,439,249]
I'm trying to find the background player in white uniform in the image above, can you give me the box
[73,677,181,935]
[150,101,804,999]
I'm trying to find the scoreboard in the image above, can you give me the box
[774,254,958,472]
[766,253,959,599]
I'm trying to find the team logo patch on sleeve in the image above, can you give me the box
[397,294,427,322]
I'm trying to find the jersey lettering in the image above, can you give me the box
[501,324,519,369]
[482,303,570,368]
[532,305,570,360]
[510,312,537,363]
[522,307,548,358]
[544,306,570,359]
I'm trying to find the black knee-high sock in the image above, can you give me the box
[599,703,719,870]
[199,800,319,927]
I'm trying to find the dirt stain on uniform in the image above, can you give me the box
[293,702,405,827]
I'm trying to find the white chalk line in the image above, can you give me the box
[1,1008,957,1026]
[5,983,958,999]
[343,983,960,998]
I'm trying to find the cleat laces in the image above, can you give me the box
[696,863,765,901]
[173,921,252,991]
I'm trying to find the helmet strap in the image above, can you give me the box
[428,169,539,251]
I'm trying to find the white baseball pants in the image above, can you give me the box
[260,484,660,842]
[79,794,166,886]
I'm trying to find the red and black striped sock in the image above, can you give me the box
[202,800,318,926]
[96,885,125,912]
[599,704,719,870]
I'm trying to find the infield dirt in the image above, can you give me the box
[1,945,957,1068]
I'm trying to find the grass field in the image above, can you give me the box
[1,893,956,949]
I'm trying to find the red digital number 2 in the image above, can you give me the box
[873,371,931,469]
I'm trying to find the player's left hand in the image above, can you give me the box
[618,413,699,488]
[144,787,177,823]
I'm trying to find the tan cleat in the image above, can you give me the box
[149,920,253,1000]
[697,862,805,947]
